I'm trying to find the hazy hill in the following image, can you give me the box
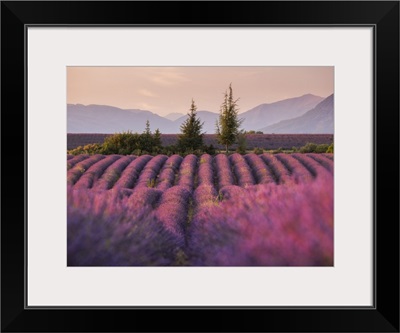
[241,94,324,131]
[67,104,177,133]
[260,94,334,134]
[67,94,331,134]
[164,112,184,121]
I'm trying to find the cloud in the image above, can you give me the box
[138,102,158,111]
[138,89,157,98]
[149,68,190,86]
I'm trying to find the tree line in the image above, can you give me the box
[69,83,244,156]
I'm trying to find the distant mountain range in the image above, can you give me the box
[67,93,333,134]
[260,94,334,134]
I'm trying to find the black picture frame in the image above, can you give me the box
[1,1,399,332]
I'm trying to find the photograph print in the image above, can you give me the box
[67,66,334,266]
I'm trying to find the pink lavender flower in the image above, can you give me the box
[275,153,314,183]
[197,154,214,186]
[260,153,292,184]
[67,154,90,170]
[306,153,334,173]
[229,153,255,187]
[218,185,247,201]
[193,184,218,212]
[214,154,234,189]
[156,154,183,191]
[188,173,333,266]
[155,186,191,246]
[74,155,121,189]
[292,153,332,179]
[322,153,334,160]
[67,155,105,186]
[244,153,276,184]
[134,155,168,188]
[67,187,182,266]
[93,155,136,190]
[113,155,152,189]
[177,154,197,192]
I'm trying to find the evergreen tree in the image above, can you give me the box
[140,120,154,152]
[177,99,204,152]
[153,128,162,153]
[216,83,243,153]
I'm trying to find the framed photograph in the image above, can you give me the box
[2,1,399,332]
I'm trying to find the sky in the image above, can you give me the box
[67,67,334,116]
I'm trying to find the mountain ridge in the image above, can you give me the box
[67,93,332,134]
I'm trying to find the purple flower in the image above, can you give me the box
[113,155,152,189]
[67,187,182,266]
[229,153,256,187]
[214,154,234,189]
[156,154,183,191]
[93,155,136,190]
[244,153,276,184]
[155,186,191,246]
[74,155,121,189]
[67,155,105,186]
[188,173,333,266]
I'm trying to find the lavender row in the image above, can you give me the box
[244,153,276,184]
[93,156,136,190]
[259,154,291,184]
[113,155,152,189]
[274,153,314,183]
[155,186,192,246]
[67,154,90,170]
[197,154,214,186]
[177,154,197,192]
[229,153,256,187]
[67,187,182,266]
[67,155,105,186]
[322,153,334,160]
[214,154,235,189]
[74,155,121,189]
[156,154,183,191]
[134,154,168,189]
[306,153,334,173]
[193,184,218,212]
[292,153,331,179]
[67,154,74,160]
[188,173,333,266]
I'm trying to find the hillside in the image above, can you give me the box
[260,94,334,134]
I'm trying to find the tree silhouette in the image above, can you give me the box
[177,99,204,152]
[216,83,243,153]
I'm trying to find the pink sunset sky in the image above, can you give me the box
[67,67,334,116]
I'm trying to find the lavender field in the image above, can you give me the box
[67,153,334,266]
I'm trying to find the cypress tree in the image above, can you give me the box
[177,99,204,152]
[216,83,243,153]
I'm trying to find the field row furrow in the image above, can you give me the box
[68,153,333,191]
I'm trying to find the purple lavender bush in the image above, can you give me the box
[74,155,121,189]
[244,153,276,184]
[156,154,183,191]
[155,186,192,246]
[197,154,214,186]
[67,187,183,266]
[113,154,152,189]
[67,155,105,186]
[229,153,256,187]
[93,155,135,190]
[188,173,333,266]
[214,154,235,188]
[260,153,292,184]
